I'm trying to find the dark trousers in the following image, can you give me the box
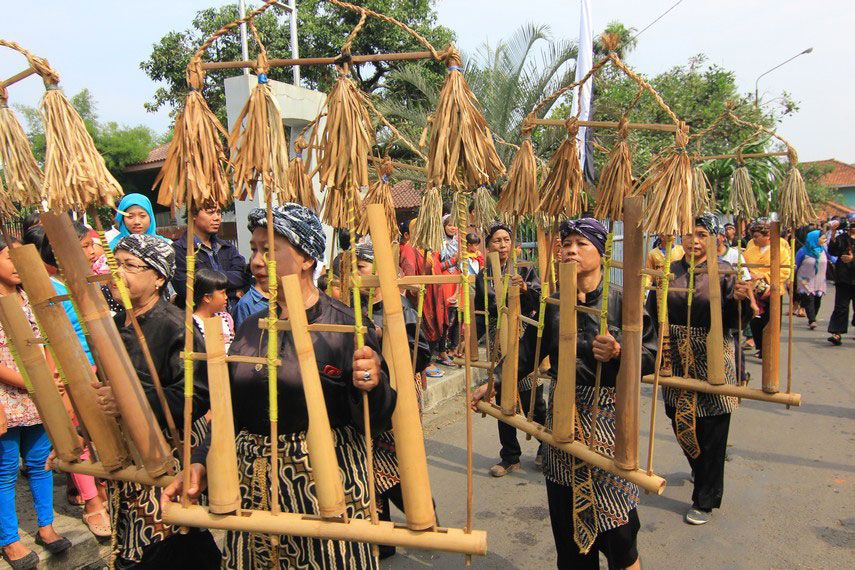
[666,407,731,511]
[546,479,640,570]
[496,383,546,464]
[114,530,221,569]
[798,293,823,324]
[828,282,855,334]
[750,296,782,356]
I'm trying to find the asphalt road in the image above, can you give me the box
[387,288,855,569]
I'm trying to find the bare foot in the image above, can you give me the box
[37,525,63,543]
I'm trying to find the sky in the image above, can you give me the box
[2,1,853,163]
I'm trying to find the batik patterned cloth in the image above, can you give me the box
[0,291,42,428]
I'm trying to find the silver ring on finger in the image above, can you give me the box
[362,371,371,381]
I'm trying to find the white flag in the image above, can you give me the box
[570,0,594,167]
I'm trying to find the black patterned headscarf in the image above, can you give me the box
[115,234,175,281]
[694,212,722,236]
[355,242,374,262]
[559,218,608,255]
[248,203,326,263]
[485,222,512,242]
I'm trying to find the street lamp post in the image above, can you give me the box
[754,47,813,108]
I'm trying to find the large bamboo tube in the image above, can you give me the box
[202,317,241,515]
[487,252,507,355]
[0,295,82,462]
[12,245,129,471]
[281,274,346,519]
[161,503,487,555]
[366,204,435,531]
[476,401,666,494]
[614,197,643,470]
[762,221,782,394]
[641,374,800,406]
[499,285,521,416]
[57,460,174,487]
[40,211,174,477]
[552,262,577,443]
[704,235,726,385]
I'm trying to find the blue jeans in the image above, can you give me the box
[0,424,54,546]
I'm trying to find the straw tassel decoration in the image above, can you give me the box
[358,157,397,235]
[778,148,814,229]
[539,119,585,219]
[638,122,693,236]
[727,163,758,220]
[427,44,505,190]
[594,118,634,220]
[155,60,231,209]
[691,165,714,216]
[498,125,539,217]
[473,185,498,231]
[410,187,444,252]
[228,36,289,203]
[0,86,43,207]
[319,63,373,228]
[287,136,318,211]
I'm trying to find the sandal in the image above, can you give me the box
[438,357,456,366]
[82,509,112,538]
[828,334,842,346]
[424,366,444,378]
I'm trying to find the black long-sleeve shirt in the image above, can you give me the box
[114,297,210,432]
[365,294,432,374]
[475,260,541,339]
[828,232,855,285]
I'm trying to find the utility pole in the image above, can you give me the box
[754,47,813,109]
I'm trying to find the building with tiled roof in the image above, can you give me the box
[802,159,855,211]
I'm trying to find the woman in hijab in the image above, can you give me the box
[108,194,172,250]
[795,229,828,330]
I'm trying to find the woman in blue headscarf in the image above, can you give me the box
[795,229,828,329]
[108,194,172,250]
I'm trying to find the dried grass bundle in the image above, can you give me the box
[228,68,289,202]
[594,122,633,221]
[778,153,814,228]
[473,185,498,230]
[727,165,758,219]
[638,125,693,236]
[691,165,713,215]
[0,178,18,218]
[427,45,505,189]
[154,81,231,209]
[498,138,538,217]
[319,67,373,229]
[410,187,444,252]
[358,158,396,234]
[41,87,123,210]
[0,88,43,206]
[538,124,584,219]
[287,137,318,211]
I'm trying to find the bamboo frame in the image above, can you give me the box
[694,151,788,161]
[200,50,435,71]
[57,460,174,488]
[0,66,36,89]
[641,375,800,406]
[499,286,521,416]
[704,235,726,386]
[528,118,678,133]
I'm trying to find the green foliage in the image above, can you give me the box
[140,1,454,123]
[798,162,837,206]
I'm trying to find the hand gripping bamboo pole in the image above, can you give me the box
[704,235,726,386]
[281,274,347,518]
[0,294,82,462]
[40,211,174,477]
[762,222,782,394]
[366,204,435,531]
[613,197,643,470]
[12,245,129,471]
[202,317,241,515]
[552,262,577,443]
[500,286,521,416]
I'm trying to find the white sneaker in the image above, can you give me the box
[685,507,711,525]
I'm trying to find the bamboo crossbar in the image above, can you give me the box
[161,504,487,555]
[368,156,426,173]
[359,274,463,288]
[529,118,678,133]
[694,151,789,161]
[56,460,174,487]
[519,314,538,327]
[180,352,281,366]
[575,305,599,317]
[641,375,801,406]
[452,358,492,370]
[476,402,666,494]
[257,321,367,334]
[200,50,435,71]
[0,66,36,88]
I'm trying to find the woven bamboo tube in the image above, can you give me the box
[11,245,129,472]
[40,211,174,477]
[704,235,726,386]
[281,274,346,518]
[0,295,81,462]
[613,197,643,470]
[366,204,435,531]
[552,262,577,443]
[499,285,521,416]
[202,317,241,515]
[762,222,782,394]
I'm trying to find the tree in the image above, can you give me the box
[141,1,454,122]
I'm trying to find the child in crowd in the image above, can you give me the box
[192,269,235,351]
[231,248,270,331]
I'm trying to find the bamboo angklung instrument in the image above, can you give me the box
[499,285,521,417]
[11,245,129,471]
[202,317,241,515]
[40,211,175,477]
[0,294,82,462]
[551,261,577,443]
[762,221,782,394]
[704,235,726,386]
[367,204,436,531]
